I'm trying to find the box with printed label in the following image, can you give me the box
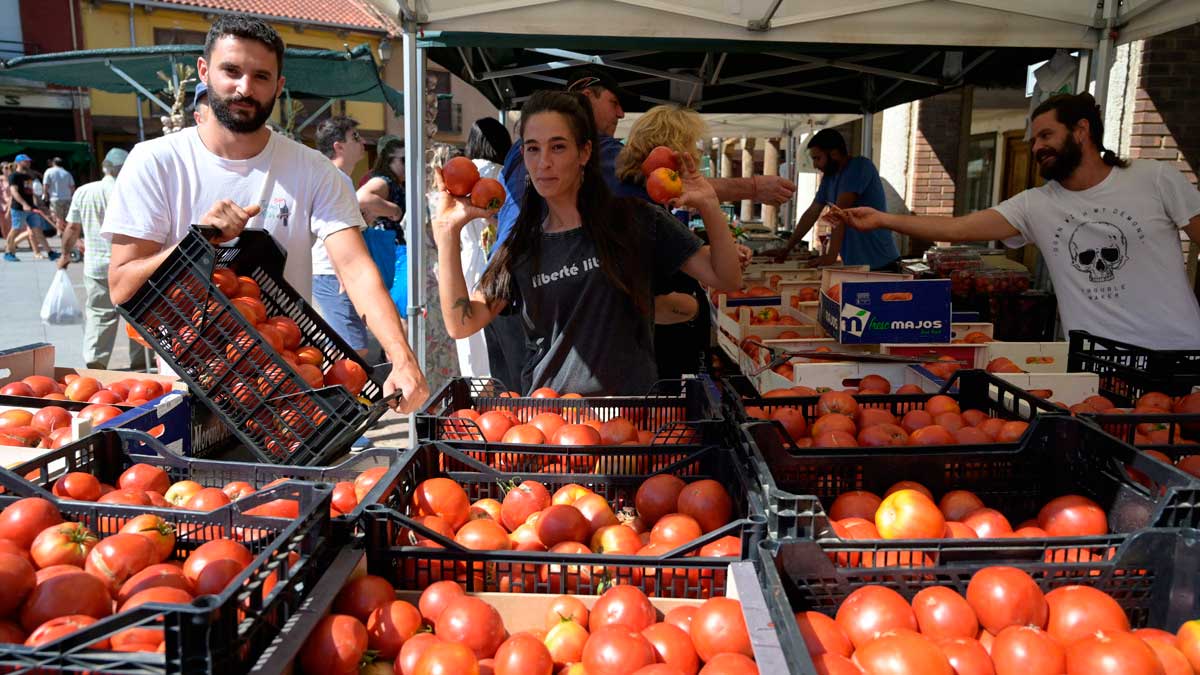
[818,273,952,344]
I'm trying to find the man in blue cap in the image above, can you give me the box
[59,147,147,369]
[5,153,54,261]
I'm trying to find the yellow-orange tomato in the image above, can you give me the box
[875,489,946,539]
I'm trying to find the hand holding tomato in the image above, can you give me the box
[666,151,719,215]
[430,168,494,249]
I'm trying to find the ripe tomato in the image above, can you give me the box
[696,652,757,673]
[1044,585,1129,644]
[1144,640,1193,675]
[875,489,945,539]
[30,406,72,435]
[334,574,396,624]
[690,597,752,662]
[1037,495,1107,537]
[325,359,369,396]
[117,563,194,605]
[413,478,471,530]
[813,653,864,675]
[996,421,1030,443]
[835,586,917,650]
[856,629,953,674]
[961,508,1013,538]
[85,531,159,593]
[183,486,232,511]
[796,611,853,658]
[477,411,515,442]
[945,522,980,538]
[529,413,567,440]
[901,410,935,434]
[418,581,466,624]
[0,497,63,549]
[502,481,552,532]
[396,632,441,675]
[299,614,369,675]
[25,614,109,649]
[910,424,957,446]
[598,417,638,445]
[590,585,656,633]
[331,482,359,515]
[352,466,389,504]
[961,409,989,427]
[583,625,656,675]
[470,498,503,522]
[493,633,553,675]
[812,413,857,439]
[573,493,619,534]
[50,472,101,502]
[553,424,602,446]
[675,480,732,534]
[640,623,698,675]
[925,395,961,416]
[64,376,102,402]
[771,407,809,442]
[912,586,979,640]
[636,475,687,528]
[0,552,35,617]
[120,586,194,612]
[20,569,111,632]
[650,514,703,548]
[965,566,1047,635]
[366,599,422,659]
[664,606,696,636]
[119,463,170,494]
[934,637,994,675]
[435,595,506,659]
[545,617,589,667]
[536,504,590,548]
[938,491,985,522]
[31,522,98,568]
[456,519,512,551]
[1178,620,1200,673]
[545,595,589,629]
[991,624,1064,675]
[502,424,546,444]
[1066,629,1162,675]
[829,491,882,521]
[859,423,910,447]
[182,539,253,585]
[817,392,858,417]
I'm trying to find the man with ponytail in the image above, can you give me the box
[837,92,1200,349]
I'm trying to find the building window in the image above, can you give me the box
[431,71,461,134]
[153,28,207,45]
[964,133,997,213]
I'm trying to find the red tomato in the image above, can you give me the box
[334,574,397,624]
[1144,640,1193,675]
[494,633,554,675]
[436,595,506,659]
[530,387,559,399]
[501,480,552,532]
[938,490,985,522]
[396,632,442,675]
[182,539,253,585]
[689,597,752,662]
[828,491,882,522]
[536,504,590,548]
[650,514,703,549]
[875,489,945,539]
[796,610,853,658]
[552,424,603,446]
[965,566,1048,635]
[299,614,369,675]
[456,519,512,551]
[0,552,35,617]
[414,641,480,675]
[961,508,1013,539]
[332,482,359,515]
[835,586,918,650]
[418,580,465,624]
[31,522,98,568]
[120,586,194,612]
[817,392,858,416]
[1037,495,1107,537]
[1178,620,1200,673]
[502,424,546,445]
[858,423,910,447]
[641,623,698,675]
[636,475,686,528]
[545,596,589,629]
[529,413,567,440]
[119,463,170,494]
[354,466,389,503]
[582,626,657,675]
[1066,629,1163,675]
[590,585,656,632]
[599,417,638,445]
[901,410,935,434]
[413,478,471,530]
[366,599,422,659]
[183,486,232,511]
[0,497,63,549]
[573,493,618,535]
[30,406,72,435]
[20,569,111,632]
[676,480,733,534]
[697,652,758,674]
[855,630,953,675]
[25,614,109,649]
[85,531,159,593]
[936,636,995,675]
[771,407,809,442]
[813,653,865,675]
[117,563,194,605]
[325,359,369,396]
[912,586,979,640]
[664,606,696,636]
[1044,585,1130,644]
[64,376,102,402]
[478,411,515,442]
[51,472,101,501]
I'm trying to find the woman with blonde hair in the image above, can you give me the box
[615,104,724,379]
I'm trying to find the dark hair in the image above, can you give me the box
[204,15,285,75]
[807,128,848,155]
[315,116,359,158]
[372,139,404,181]
[1032,93,1128,168]
[50,157,63,167]
[465,117,512,165]
[478,90,646,313]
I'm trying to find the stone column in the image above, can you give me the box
[761,138,780,229]
[740,137,756,222]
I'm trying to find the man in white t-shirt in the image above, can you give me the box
[101,15,428,411]
[42,157,75,235]
[838,92,1200,349]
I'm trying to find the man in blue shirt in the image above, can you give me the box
[766,128,900,270]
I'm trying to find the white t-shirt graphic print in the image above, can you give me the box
[994,160,1200,349]
[101,127,363,301]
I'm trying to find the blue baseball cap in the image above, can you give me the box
[13,154,31,163]
[193,81,207,108]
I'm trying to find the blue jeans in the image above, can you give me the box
[312,274,368,351]
[390,245,408,318]
[9,210,30,230]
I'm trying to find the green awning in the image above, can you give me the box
[0,140,92,165]
[0,44,403,115]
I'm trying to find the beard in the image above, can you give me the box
[1036,133,1083,183]
[207,83,276,134]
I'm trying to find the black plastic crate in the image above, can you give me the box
[742,414,1200,546]
[116,227,395,466]
[6,428,410,543]
[416,375,725,447]
[724,369,1063,425]
[0,466,333,674]
[1068,329,1200,407]
[359,441,766,598]
[760,529,1200,674]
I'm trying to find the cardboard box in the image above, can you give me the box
[985,341,1070,373]
[818,270,952,344]
[755,361,944,394]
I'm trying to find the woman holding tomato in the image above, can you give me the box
[431,90,742,396]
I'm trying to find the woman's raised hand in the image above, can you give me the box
[668,151,720,214]
[430,167,493,246]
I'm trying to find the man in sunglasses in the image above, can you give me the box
[835,93,1200,349]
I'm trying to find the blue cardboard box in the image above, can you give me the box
[819,279,952,344]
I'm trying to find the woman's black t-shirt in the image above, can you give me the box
[369,171,406,246]
[499,201,702,396]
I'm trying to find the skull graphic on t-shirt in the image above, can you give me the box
[1068,221,1128,283]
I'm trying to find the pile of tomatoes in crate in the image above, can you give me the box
[0,373,170,449]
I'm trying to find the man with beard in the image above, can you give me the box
[764,128,901,270]
[100,15,429,409]
[836,93,1200,349]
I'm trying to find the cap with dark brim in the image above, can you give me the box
[565,66,637,107]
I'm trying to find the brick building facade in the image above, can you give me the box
[1127,23,1199,186]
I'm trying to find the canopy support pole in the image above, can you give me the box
[294,99,338,133]
[1093,0,1119,110]
[402,16,426,377]
[106,61,173,115]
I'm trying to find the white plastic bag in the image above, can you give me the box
[40,269,83,325]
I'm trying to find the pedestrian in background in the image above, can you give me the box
[5,153,53,261]
[60,148,147,370]
[42,157,75,236]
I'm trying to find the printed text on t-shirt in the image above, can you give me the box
[531,256,600,288]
